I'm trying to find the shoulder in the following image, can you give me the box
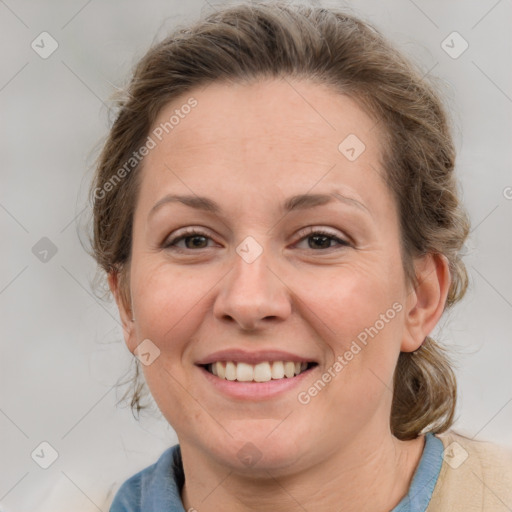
[437,430,512,475]
[428,430,512,511]
[109,444,184,512]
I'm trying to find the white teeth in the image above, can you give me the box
[271,361,284,379]
[236,362,254,382]
[225,361,237,381]
[208,360,311,382]
[254,362,272,382]
[284,361,295,378]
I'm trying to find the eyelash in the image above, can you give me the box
[163,227,350,252]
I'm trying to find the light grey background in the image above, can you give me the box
[1,0,511,510]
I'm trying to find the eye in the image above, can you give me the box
[163,227,350,252]
[163,228,217,250]
[294,228,350,250]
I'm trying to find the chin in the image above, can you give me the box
[203,426,307,474]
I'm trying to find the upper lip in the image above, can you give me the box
[195,349,317,366]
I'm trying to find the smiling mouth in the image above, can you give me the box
[201,361,318,383]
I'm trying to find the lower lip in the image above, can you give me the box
[197,365,316,401]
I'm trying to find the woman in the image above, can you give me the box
[89,2,512,511]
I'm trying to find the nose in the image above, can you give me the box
[213,249,292,331]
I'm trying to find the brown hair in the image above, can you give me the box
[89,1,469,439]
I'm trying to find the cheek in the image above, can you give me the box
[130,261,213,353]
[296,261,405,388]
[300,260,404,338]
[130,262,216,425]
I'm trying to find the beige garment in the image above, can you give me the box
[426,431,512,511]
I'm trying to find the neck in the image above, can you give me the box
[180,430,425,512]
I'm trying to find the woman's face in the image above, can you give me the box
[116,79,429,473]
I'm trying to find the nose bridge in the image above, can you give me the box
[214,242,291,329]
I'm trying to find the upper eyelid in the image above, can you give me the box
[295,225,346,238]
[165,226,350,247]
[164,227,216,246]
[294,229,350,248]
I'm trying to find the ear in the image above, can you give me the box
[108,270,137,353]
[401,253,451,352]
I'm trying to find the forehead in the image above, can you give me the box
[140,79,387,202]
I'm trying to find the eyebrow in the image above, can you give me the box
[148,191,371,219]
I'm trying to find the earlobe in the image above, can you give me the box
[107,271,136,352]
[401,253,451,353]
